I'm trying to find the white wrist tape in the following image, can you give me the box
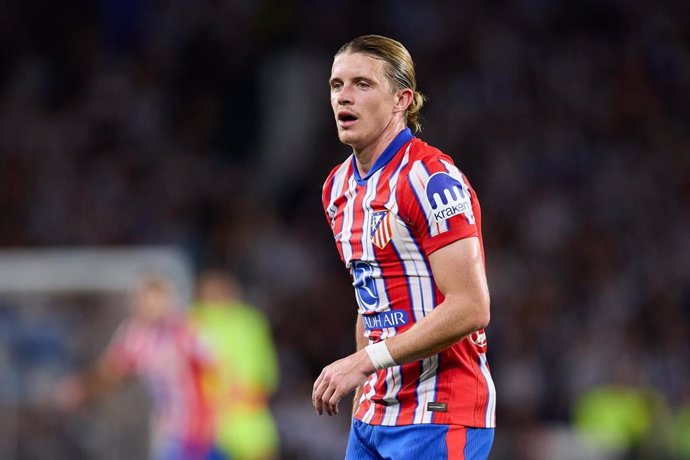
[365,341,396,371]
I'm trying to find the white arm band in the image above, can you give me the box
[365,341,397,371]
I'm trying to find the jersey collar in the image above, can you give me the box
[353,128,414,185]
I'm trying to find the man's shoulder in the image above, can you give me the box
[402,138,460,178]
[321,159,348,212]
[408,138,454,164]
[325,157,352,182]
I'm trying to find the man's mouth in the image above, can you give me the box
[337,112,358,128]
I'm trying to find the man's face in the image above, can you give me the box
[132,282,171,323]
[330,52,400,151]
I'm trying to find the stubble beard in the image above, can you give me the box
[337,128,358,147]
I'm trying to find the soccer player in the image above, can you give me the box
[190,270,280,460]
[55,276,219,460]
[312,35,496,459]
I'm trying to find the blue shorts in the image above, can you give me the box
[345,419,494,460]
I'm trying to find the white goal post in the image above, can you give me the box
[0,246,194,303]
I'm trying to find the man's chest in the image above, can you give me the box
[329,184,409,267]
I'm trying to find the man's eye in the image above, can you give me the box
[331,83,342,90]
[357,82,370,89]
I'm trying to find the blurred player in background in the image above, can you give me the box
[55,275,220,460]
[313,35,495,459]
[190,270,279,460]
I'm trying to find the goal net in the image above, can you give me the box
[0,247,193,460]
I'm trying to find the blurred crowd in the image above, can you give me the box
[1,1,689,459]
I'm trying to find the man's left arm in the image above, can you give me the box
[312,236,490,416]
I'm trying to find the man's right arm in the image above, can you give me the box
[54,356,127,411]
[55,327,133,412]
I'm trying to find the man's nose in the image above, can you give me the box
[337,85,353,105]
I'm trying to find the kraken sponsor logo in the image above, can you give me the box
[424,172,475,224]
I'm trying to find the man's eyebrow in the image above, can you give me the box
[329,76,376,85]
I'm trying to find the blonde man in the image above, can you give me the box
[313,35,495,459]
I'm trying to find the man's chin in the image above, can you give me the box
[337,130,359,146]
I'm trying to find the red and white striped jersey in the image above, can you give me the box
[104,314,215,446]
[322,128,496,428]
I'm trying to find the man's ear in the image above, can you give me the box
[393,88,414,114]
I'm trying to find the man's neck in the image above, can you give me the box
[353,122,406,178]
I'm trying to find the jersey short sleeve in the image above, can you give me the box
[399,152,479,256]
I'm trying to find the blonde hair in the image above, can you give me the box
[336,34,426,133]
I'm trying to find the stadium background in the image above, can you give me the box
[0,1,688,459]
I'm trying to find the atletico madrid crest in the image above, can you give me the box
[370,211,393,249]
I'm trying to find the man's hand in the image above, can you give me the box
[312,348,375,416]
[53,376,87,412]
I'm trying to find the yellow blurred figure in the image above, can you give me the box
[190,271,279,460]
